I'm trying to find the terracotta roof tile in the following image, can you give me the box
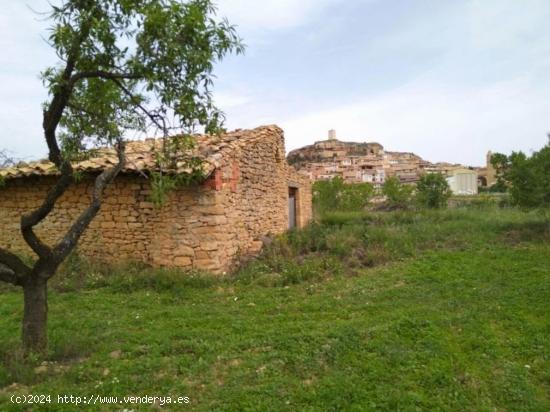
[0,125,282,180]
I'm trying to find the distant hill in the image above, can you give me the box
[287,133,477,187]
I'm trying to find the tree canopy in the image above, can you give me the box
[416,173,452,209]
[491,141,550,208]
[381,176,413,209]
[313,177,374,213]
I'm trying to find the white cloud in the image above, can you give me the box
[0,75,47,160]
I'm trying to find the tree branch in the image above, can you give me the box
[69,70,140,86]
[49,141,126,271]
[0,248,31,286]
[20,171,73,258]
[110,78,166,132]
[66,102,104,120]
[27,18,95,259]
[0,266,20,286]
[0,150,16,168]
[44,53,88,166]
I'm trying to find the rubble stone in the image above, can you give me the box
[0,126,312,274]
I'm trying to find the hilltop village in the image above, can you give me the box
[287,130,496,190]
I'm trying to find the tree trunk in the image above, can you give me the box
[22,277,48,353]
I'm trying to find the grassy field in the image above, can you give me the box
[0,206,549,411]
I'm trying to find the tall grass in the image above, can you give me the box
[236,206,549,285]
[0,205,548,408]
[3,206,548,294]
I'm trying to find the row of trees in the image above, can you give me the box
[313,173,452,213]
[383,174,452,209]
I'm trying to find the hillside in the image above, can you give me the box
[287,136,466,185]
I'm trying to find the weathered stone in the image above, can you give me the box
[0,126,312,275]
[175,246,195,257]
[195,251,210,260]
[200,241,218,251]
[202,215,227,225]
[174,256,192,266]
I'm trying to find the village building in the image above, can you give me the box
[288,130,436,187]
[446,169,479,195]
[288,130,495,193]
[0,125,312,274]
[474,151,497,187]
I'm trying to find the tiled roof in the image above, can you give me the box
[0,125,282,180]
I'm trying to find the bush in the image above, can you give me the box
[416,173,452,209]
[507,145,550,208]
[490,141,550,207]
[382,176,414,209]
[313,177,374,214]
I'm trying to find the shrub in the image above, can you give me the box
[416,173,452,209]
[235,254,343,287]
[490,152,510,193]
[382,176,414,209]
[313,177,374,214]
[507,145,550,208]
[490,141,550,207]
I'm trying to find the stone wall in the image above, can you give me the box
[0,131,312,274]
[0,175,223,270]
[219,134,312,263]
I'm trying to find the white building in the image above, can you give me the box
[446,169,478,195]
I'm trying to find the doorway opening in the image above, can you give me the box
[288,187,297,229]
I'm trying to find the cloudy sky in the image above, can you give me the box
[1,0,549,166]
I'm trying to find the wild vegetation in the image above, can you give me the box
[312,177,374,214]
[313,172,452,212]
[415,173,452,209]
[491,140,550,207]
[381,176,414,209]
[1,203,548,410]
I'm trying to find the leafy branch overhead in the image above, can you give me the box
[43,0,243,153]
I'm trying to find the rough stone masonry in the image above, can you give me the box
[0,125,312,274]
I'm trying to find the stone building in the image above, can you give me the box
[474,151,497,187]
[0,125,312,274]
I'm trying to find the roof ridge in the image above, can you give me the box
[0,125,283,180]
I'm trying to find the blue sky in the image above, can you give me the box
[1,0,549,166]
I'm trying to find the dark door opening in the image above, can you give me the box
[288,187,297,229]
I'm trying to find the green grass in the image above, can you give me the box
[0,207,549,411]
